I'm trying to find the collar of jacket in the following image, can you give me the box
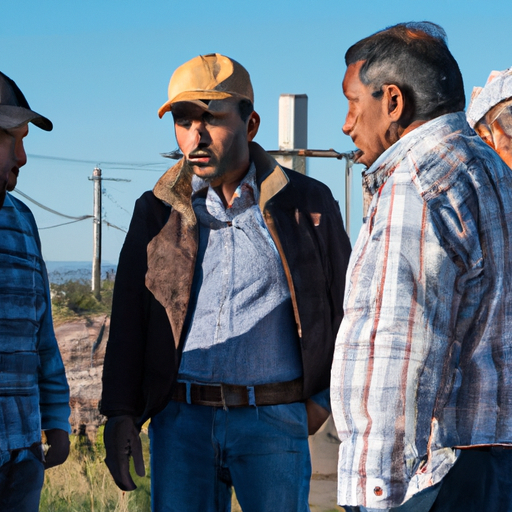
[152,141,289,214]
[147,141,291,348]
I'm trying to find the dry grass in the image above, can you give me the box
[41,429,246,511]
[40,427,338,511]
[40,429,150,512]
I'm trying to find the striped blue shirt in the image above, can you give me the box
[0,193,70,465]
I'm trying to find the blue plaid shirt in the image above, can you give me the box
[0,194,70,466]
[332,112,512,509]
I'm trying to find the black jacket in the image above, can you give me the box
[100,142,351,425]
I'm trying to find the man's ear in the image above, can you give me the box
[247,111,260,141]
[383,84,405,123]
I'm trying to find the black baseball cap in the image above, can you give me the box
[0,71,52,131]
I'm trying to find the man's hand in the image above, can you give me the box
[44,428,70,469]
[306,399,331,435]
[103,415,145,491]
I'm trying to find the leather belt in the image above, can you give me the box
[171,377,303,408]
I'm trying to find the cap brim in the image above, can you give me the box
[0,105,52,131]
[158,90,241,118]
[467,71,512,128]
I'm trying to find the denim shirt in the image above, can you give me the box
[0,194,70,466]
[178,163,303,386]
[331,112,512,509]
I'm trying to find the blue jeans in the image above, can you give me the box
[346,447,512,512]
[0,447,44,512]
[149,400,311,512]
[429,447,512,512]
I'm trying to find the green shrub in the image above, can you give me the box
[51,279,114,325]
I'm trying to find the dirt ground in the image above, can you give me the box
[308,416,345,512]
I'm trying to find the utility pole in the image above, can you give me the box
[88,168,130,301]
[268,94,356,237]
[276,94,308,175]
[344,155,353,238]
[91,168,102,300]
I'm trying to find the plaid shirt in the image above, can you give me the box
[331,112,512,509]
[0,194,70,465]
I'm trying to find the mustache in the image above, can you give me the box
[188,148,212,158]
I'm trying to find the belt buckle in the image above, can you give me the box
[220,383,249,408]
[191,382,222,407]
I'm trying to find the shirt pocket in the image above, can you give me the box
[0,352,39,397]
[0,255,44,351]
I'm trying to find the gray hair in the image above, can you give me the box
[345,22,465,120]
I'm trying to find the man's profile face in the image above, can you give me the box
[0,124,28,209]
[342,61,392,168]
[474,105,512,170]
[172,98,253,186]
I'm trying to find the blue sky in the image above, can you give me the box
[3,0,512,262]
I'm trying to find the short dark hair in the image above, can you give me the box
[345,22,465,120]
[238,98,254,122]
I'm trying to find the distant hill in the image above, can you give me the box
[45,261,117,283]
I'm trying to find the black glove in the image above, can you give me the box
[104,415,145,491]
[44,428,70,469]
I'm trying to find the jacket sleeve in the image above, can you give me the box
[268,172,351,398]
[100,192,167,418]
[312,188,351,400]
[324,193,351,341]
[306,193,350,409]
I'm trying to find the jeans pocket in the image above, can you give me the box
[258,402,308,439]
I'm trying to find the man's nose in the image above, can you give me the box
[342,114,353,136]
[192,120,211,146]
[16,140,27,168]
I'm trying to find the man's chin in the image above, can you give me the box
[353,149,365,165]
[354,151,377,169]
[190,165,219,181]
[6,171,17,192]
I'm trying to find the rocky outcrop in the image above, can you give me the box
[55,315,109,439]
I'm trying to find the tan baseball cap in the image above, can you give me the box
[158,53,254,118]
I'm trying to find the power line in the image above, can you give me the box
[100,166,165,172]
[14,187,127,236]
[27,153,168,169]
[104,190,131,214]
[103,220,126,233]
[39,218,90,230]
[13,189,93,221]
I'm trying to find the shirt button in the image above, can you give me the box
[374,486,383,496]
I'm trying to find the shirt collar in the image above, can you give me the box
[193,161,258,221]
[2,193,13,208]
[362,112,471,198]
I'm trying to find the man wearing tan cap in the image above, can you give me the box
[101,53,351,511]
[0,71,71,511]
